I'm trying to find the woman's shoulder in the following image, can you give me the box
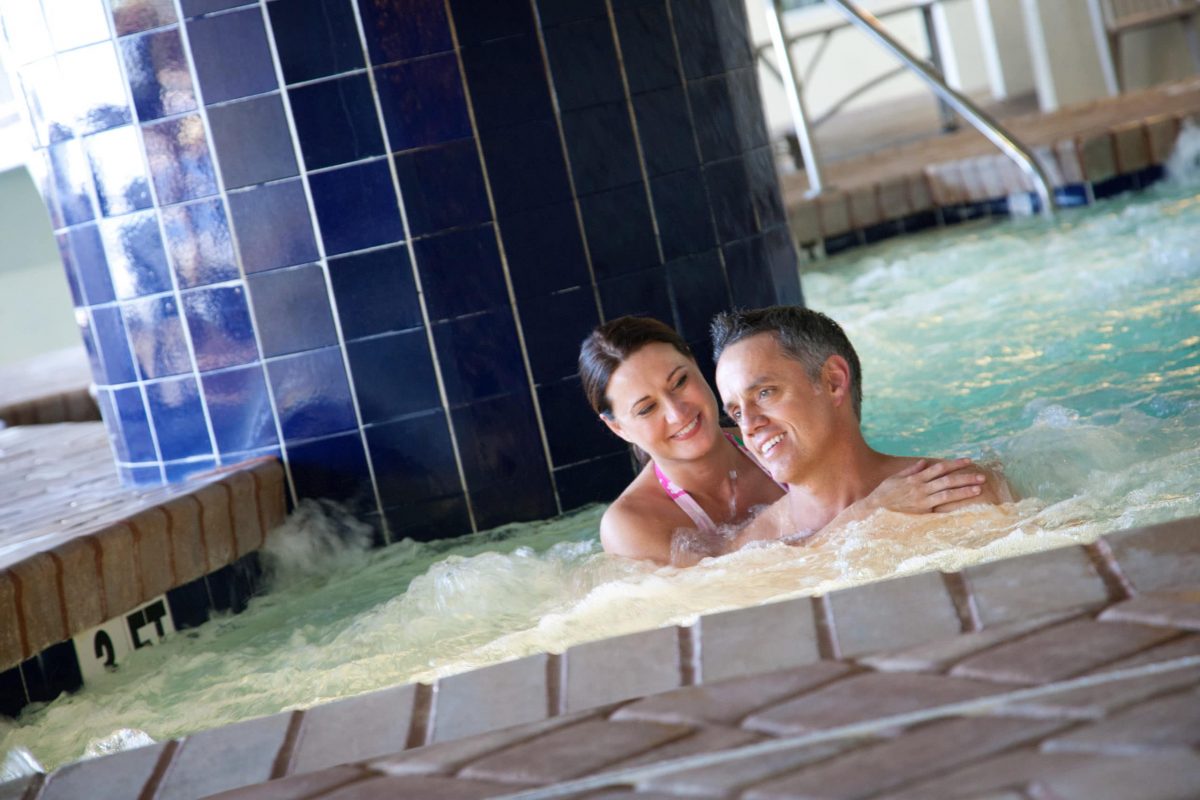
[599,467,680,562]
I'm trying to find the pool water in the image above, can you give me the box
[4,146,1200,772]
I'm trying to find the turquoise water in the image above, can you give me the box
[4,153,1200,772]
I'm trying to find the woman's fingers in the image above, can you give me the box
[930,484,985,508]
[895,459,928,478]
[928,470,986,494]
[917,457,973,482]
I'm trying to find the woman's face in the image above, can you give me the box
[601,342,722,462]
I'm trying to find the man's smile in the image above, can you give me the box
[759,432,785,457]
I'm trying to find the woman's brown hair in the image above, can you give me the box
[578,316,693,419]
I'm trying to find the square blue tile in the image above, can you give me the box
[207,93,298,190]
[561,102,641,195]
[537,376,625,465]
[84,126,152,217]
[246,263,338,357]
[536,0,606,26]
[392,138,491,237]
[614,3,679,94]
[543,18,623,112]
[519,287,599,384]
[367,410,461,509]
[99,210,172,299]
[110,0,178,35]
[553,451,634,509]
[181,284,259,371]
[651,168,715,260]
[122,294,193,380]
[120,27,197,121]
[110,385,159,460]
[665,250,728,342]
[672,0,752,80]
[459,34,552,133]
[289,73,385,171]
[375,53,472,151]
[702,156,754,243]
[383,494,471,541]
[746,145,784,232]
[147,375,214,460]
[414,224,507,321]
[578,182,659,279]
[286,430,374,506]
[164,458,218,482]
[447,0,534,46]
[181,0,252,16]
[347,330,440,424]
[268,0,364,84]
[479,119,571,218]
[723,226,798,308]
[42,0,109,50]
[432,308,527,406]
[187,8,277,104]
[499,201,589,298]
[46,139,96,226]
[266,347,357,441]
[597,265,672,323]
[141,114,219,205]
[62,223,115,305]
[308,159,404,255]
[199,365,279,454]
[357,0,452,64]
[633,86,699,176]
[226,179,319,272]
[89,305,138,385]
[687,69,758,163]
[161,198,240,288]
[1,3,53,66]
[56,42,132,134]
[17,58,68,146]
[65,251,90,309]
[328,244,421,340]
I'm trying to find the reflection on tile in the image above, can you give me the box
[328,244,421,340]
[367,411,461,511]
[90,305,138,385]
[112,385,158,461]
[432,308,526,406]
[181,285,259,371]
[186,8,276,104]
[245,263,337,357]
[392,138,490,237]
[146,376,214,460]
[57,42,132,134]
[18,57,72,145]
[286,431,372,506]
[100,210,172,299]
[266,347,357,441]
[1,1,53,66]
[578,182,659,279]
[479,120,571,218]
[25,152,62,229]
[500,201,589,298]
[42,0,109,51]
[46,138,96,226]
[141,114,219,205]
[414,224,506,321]
[200,365,278,454]
[57,234,85,306]
[375,54,471,152]
[459,34,553,134]
[226,179,318,272]
[267,0,364,84]
[206,93,297,189]
[161,198,239,288]
[122,294,192,380]
[519,287,598,383]
[347,330,440,424]
[164,459,217,482]
[85,126,152,217]
[614,3,678,94]
[543,18,623,112]
[358,0,451,64]
[120,27,196,121]
[447,0,533,47]
[62,223,115,305]
[289,74,384,170]
[110,0,178,36]
[180,0,251,16]
[307,159,404,255]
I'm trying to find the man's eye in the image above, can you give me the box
[758,388,772,400]
[730,409,741,421]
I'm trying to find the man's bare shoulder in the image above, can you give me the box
[933,461,1014,511]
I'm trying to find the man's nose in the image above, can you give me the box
[740,403,765,432]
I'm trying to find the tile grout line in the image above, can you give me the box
[406,682,437,749]
[269,709,305,780]
[1083,539,1135,601]
[135,737,180,800]
[678,621,700,686]
[546,652,565,717]
[941,570,982,633]
[812,594,841,661]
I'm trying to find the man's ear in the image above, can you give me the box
[822,355,853,407]
[600,413,633,443]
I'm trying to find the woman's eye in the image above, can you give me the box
[636,403,655,417]
[673,374,688,390]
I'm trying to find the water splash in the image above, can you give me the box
[1166,121,1200,185]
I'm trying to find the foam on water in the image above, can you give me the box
[4,161,1200,771]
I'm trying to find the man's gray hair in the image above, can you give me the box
[710,306,863,420]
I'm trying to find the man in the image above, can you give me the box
[712,305,1010,542]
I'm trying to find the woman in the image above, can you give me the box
[579,316,983,564]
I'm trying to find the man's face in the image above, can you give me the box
[715,333,838,484]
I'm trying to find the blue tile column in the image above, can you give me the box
[2,0,802,541]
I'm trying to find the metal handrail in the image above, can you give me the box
[765,0,1058,216]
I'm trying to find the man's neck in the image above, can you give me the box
[783,437,895,531]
